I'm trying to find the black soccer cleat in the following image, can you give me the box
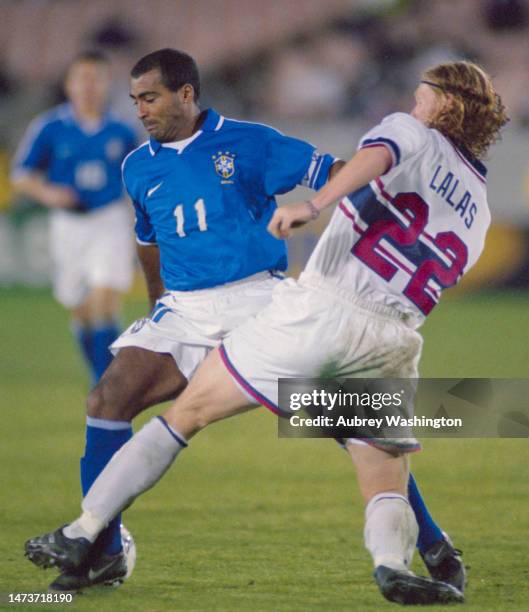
[24,527,91,572]
[48,550,127,592]
[374,565,464,605]
[421,534,466,592]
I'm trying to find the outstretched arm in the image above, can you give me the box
[12,173,78,209]
[268,147,392,239]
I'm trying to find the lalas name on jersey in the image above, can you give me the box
[429,164,478,229]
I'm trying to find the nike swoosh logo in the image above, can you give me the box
[147,182,163,198]
[429,548,444,561]
[88,559,117,581]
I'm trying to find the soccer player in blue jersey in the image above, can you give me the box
[24,49,462,592]
[12,50,137,384]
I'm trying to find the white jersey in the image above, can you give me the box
[302,112,490,328]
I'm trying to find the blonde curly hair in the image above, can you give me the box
[422,61,509,159]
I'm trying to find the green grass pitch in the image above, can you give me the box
[1,288,528,610]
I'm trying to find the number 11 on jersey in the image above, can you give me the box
[174,199,208,237]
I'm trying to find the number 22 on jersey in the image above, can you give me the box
[351,192,468,315]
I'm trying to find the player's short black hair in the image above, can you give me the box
[72,49,111,66]
[130,48,201,100]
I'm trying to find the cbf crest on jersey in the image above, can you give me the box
[212,151,236,184]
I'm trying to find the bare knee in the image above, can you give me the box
[86,348,189,422]
[346,442,409,503]
[190,404,216,433]
[86,379,130,421]
[163,391,212,439]
[163,365,252,439]
[81,287,122,323]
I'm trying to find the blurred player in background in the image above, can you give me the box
[25,60,507,604]
[11,50,137,385]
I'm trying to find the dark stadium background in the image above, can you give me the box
[1,1,528,610]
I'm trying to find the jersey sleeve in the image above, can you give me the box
[133,199,157,245]
[263,129,335,196]
[12,116,54,179]
[358,113,428,171]
[122,156,157,245]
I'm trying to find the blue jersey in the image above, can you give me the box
[123,108,334,291]
[13,103,136,211]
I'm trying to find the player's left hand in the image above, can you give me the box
[267,202,316,239]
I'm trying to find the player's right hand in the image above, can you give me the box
[267,202,315,239]
[41,184,79,209]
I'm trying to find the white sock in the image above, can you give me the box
[63,511,104,543]
[78,417,187,532]
[364,492,417,571]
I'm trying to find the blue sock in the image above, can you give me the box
[91,322,120,381]
[408,472,444,553]
[72,324,94,375]
[81,417,133,554]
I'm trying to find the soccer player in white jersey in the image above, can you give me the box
[12,51,137,385]
[26,60,506,604]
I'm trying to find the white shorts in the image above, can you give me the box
[111,272,283,380]
[49,201,135,308]
[220,276,423,453]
